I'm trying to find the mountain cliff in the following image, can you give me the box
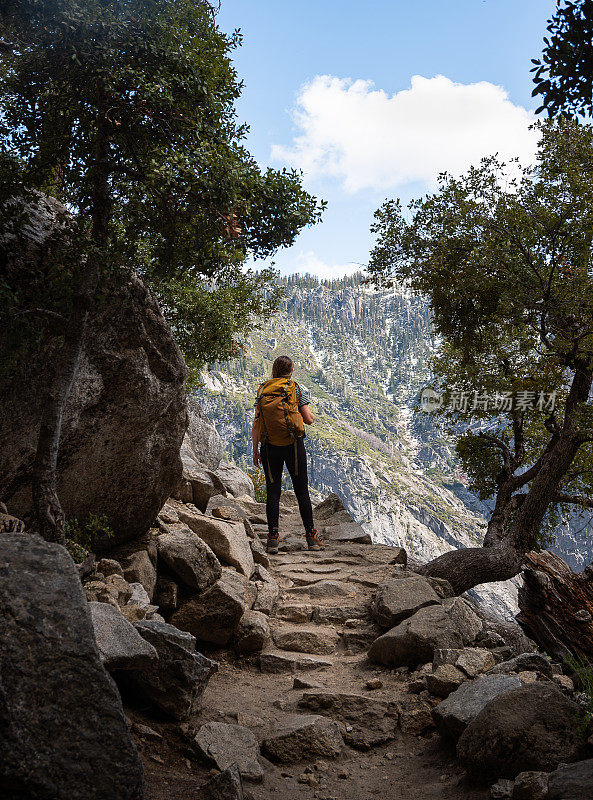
[195,272,592,619]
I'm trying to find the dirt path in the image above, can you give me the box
[135,504,489,800]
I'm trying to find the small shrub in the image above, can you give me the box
[250,468,267,503]
[65,512,114,555]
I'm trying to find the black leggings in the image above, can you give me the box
[260,438,314,535]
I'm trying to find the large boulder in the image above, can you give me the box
[368,598,482,667]
[157,525,222,590]
[130,619,217,720]
[0,195,187,545]
[372,577,441,629]
[457,683,585,782]
[0,533,144,799]
[214,461,255,499]
[432,674,522,741]
[186,394,223,471]
[171,569,247,645]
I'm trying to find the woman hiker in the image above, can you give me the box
[252,355,324,554]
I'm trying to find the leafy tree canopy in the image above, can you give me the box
[0,0,323,375]
[532,0,593,117]
[368,119,593,582]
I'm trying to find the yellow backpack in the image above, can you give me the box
[255,377,306,447]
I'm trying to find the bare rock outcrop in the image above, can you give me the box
[0,532,144,799]
[0,194,188,546]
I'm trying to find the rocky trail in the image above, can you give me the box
[135,496,491,800]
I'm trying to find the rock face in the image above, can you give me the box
[131,619,218,720]
[0,533,144,799]
[0,195,187,544]
[457,683,585,782]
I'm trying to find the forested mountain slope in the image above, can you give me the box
[196,273,592,616]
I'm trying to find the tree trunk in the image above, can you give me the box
[418,544,524,595]
[31,101,110,544]
[517,551,593,662]
[32,311,88,544]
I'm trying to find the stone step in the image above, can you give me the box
[286,580,361,600]
[271,623,340,656]
[259,650,333,674]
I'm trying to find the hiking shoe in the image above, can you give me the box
[306,529,324,551]
[266,531,279,554]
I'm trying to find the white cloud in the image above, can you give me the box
[272,74,538,193]
[294,251,362,280]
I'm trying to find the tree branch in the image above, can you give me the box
[553,492,593,509]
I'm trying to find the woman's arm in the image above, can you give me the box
[252,412,261,467]
[300,404,313,425]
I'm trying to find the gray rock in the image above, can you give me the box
[249,535,269,568]
[261,715,343,763]
[368,604,465,667]
[488,653,554,678]
[372,577,441,629]
[186,394,223,471]
[457,683,585,782]
[0,195,187,545]
[455,648,496,677]
[235,610,271,654]
[131,619,217,720]
[298,691,399,750]
[171,569,247,645]
[425,664,466,698]
[177,508,254,578]
[491,779,515,799]
[548,758,593,799]
[194,722,262,782]
[158,525,222,590]
[272,623,339,655]
[89,601,157,670]
[313,493,348,520]
[443,596,483,644]
[433,675,522,741]
[96,558,124,578]
[200,763,244,800]
[174,440,227,511]
[512,771,549,800]
[123,549,157,600]
[0,533,143,799]
[154,576,178,613]
[214,461,255,499]
[329,522,372,544]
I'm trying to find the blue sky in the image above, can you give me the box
[217,1,558,278]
